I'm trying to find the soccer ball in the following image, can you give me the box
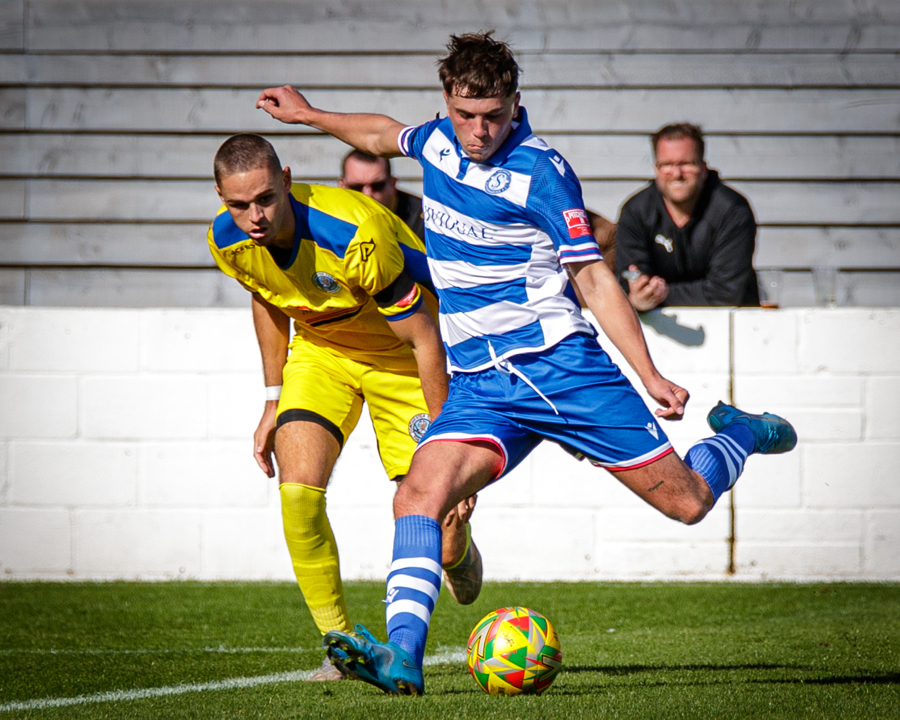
[466,606,563,695]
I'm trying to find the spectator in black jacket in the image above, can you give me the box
[616,123,759,311]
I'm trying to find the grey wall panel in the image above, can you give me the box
[0,269,26,305]
[25,0,900,52]
[6,224,897,271]
[7,52,900,89]
[0,89,26,130]
[584,180,900,226]
[756,228,900,269]
[0,222,214,266]
[0,133,352,179]
[5,133,900,181]
[22,180,222,221]
[27,267,248,307]
[22,88,900,133]
[13,178,900,225]
[0,180,26,219]
[0,0,23,51]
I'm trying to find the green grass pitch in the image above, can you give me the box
[1,581,898,719]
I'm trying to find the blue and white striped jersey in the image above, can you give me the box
[398,107,603,373]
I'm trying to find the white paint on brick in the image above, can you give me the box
[0,375,78,438]
[737,509,864,543]
[734,452,803,509]
[207,373,260,439]
[864,511,900,576]
[800,310,900,374]
[787,407,863,441]
[594,505,730,542]
[736,544,862,578]
[477,508,596,581]
[140,309,259,373]
[592,541,729,577]
[0,441,8,505]
[73,510,202,578]
[803,443,900,508]
[81,375,208,439]
[0,509,71,574]
[138,442,268,508]
[201,509,292,580]
[735,375,863,408]
[865,376,900,440]
[733,310,799,374]
[329,505,396,581]
[0,307,898,581]
[10,441,137,506]
[4,308,140,372]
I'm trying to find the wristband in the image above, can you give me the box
[265,385,282,401]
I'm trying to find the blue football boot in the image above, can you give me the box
[707,401,798,454]
[323,624,424,695]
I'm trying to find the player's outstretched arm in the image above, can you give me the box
[256,85,405,158]
[387,304,449,420]
[568,259,689,420]
[251,292,291,477]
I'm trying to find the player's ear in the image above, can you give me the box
[214,185,225,204]
[282,166,292,191]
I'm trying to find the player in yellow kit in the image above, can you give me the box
[209,134,482,680]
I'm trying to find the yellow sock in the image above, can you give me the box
[280,483,351,635]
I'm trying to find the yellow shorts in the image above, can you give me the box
[276,338,430,480]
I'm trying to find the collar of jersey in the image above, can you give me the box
[268,190,308,270]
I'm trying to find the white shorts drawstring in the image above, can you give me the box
[487,342,559,415]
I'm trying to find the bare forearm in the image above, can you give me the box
[388,306,449,419]
[573,262,661,384]
[257,85,403,157]
[251,293,290,386]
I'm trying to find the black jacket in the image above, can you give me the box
[615,170,759,306]
[394,190,425,243]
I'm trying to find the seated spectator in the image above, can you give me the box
[615,123,759,311]
[339,150,424,241]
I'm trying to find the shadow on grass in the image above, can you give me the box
[560,664,900,689]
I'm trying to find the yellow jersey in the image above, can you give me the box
[208,183,437,371]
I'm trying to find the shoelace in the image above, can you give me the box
[487,342,559,415]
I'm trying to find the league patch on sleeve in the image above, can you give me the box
[563,209,592,239]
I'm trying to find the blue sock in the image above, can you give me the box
[685,424,755,502]
[385,515,442,666]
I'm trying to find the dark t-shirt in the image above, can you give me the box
[394,189,425,242]
[615,170,760,306]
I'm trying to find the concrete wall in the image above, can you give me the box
[1,306,897,582]
[2,0,900,306]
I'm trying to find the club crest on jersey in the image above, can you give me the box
[563,208,592,239]
[312,271,341,294]
[408,413,431,442]
[485,169,512,195]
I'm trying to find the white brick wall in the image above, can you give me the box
[0,307,898,581]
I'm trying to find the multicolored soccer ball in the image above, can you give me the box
[466,606,563,695]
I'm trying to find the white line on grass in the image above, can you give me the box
[0,647,466,713]
[0,646,311,656]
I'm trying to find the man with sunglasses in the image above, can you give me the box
[339,150,425,241]
[616,123,760,311]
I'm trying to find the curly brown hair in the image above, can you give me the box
[437,31,520,99]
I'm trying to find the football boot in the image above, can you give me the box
[707,401,797,454]
[443,528,483,605]
[306,654,345,682]
[323,624,423,695]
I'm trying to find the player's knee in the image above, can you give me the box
[675,491,714,525]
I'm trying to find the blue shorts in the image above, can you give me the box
[419,333,672,478]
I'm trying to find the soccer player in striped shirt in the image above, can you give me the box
[257,32,796,695]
